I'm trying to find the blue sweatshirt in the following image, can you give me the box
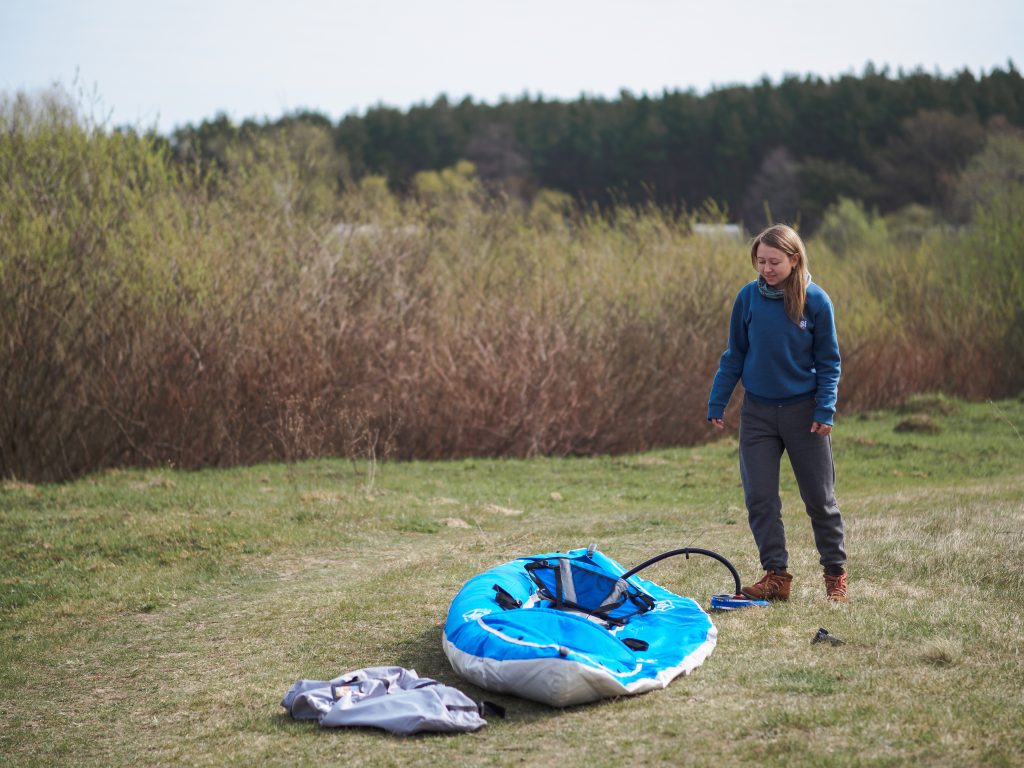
[707,280,841,425]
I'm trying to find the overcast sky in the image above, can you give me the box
[2,0,1021,134]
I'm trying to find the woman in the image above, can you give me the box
[706,224,847,602]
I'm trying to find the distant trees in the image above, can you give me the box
[873,110,986,211]
[170,64,1024,233]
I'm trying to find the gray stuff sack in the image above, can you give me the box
[281,666,491,735]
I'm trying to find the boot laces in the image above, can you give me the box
[757,571,786,593]
[824,572,848,598]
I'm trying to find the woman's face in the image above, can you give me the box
[756,243,799,286]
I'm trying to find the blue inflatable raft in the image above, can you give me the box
[442,546,717,707]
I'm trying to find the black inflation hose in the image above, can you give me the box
[621,548,742,596]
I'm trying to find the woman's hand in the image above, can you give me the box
[810,421,833,436]
[710,418,725,430]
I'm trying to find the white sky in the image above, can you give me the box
[2,0,1021,134]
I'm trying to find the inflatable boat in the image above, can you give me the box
[442,546,717,707]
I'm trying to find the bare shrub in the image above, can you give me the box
[2,90,1022,481]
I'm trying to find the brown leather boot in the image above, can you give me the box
[741,569,793,601]
[824,570,848,602]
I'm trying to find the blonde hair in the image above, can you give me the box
[750,224,809,324]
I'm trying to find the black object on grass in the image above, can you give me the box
[812,627,845,646]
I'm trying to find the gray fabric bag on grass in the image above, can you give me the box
[281,666,491,735]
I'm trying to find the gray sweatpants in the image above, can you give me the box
[739,396,846,572]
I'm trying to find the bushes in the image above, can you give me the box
[0,91,198,480]
[2,91,1022,481]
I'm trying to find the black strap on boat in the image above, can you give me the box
[478,700,507,719]
[621,547,743,596]
[492,584,522,610]
[621,637,649,652]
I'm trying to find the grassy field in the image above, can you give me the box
[2,395,1022,767]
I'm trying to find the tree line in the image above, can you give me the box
[165,64,1024,231]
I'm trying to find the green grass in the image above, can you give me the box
[2,396,1023,767]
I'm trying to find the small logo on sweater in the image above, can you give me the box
[799,318,808,330]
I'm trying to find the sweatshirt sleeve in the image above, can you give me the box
[811,294,841,425]
[707,288,749,421]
